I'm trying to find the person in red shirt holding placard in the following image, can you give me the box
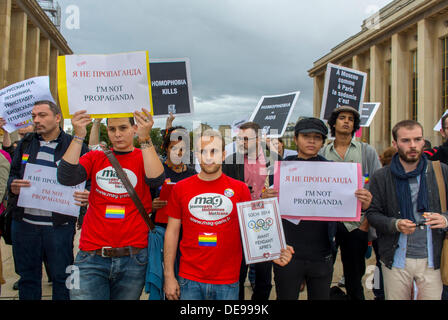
[163,129,293,300]
[57,108,165,300]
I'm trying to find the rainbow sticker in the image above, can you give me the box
[22,154,29,164]
[105,205,125,219]
[198,233,217,247]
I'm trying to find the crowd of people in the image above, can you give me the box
[0,100,447,301]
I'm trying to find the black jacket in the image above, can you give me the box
[425,140,448,165]
[366,161,448,269]
[7,130,89,226]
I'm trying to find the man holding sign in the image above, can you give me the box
[163,129,292,300]
[7,100,89,300]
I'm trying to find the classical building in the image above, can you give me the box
[308,0,448,153]
[0,0,72,139]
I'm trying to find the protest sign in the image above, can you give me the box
[434,109,448,132]
[320,63,367,121]
[57,51,152,119]
[149,58,194,118]
[237,198,286,264]
[249,91,299,137]
[0,76,55,133]
[274,161,362,221]
[18,163,86,217]
[360,102,381,127]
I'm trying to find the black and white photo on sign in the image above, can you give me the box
[149,58,194,118]
[320,63,367,121]
[359,102,381,127]
[249,91,299,138]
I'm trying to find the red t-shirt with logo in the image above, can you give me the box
[78,149,152,251]
[167,173,251,284]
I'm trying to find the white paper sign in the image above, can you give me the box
[58,51,151,118]
[274,161,362,221]
[18,163,86,217]
[237,198,287,264]
[0,76,55,133]
[434,109,448,132]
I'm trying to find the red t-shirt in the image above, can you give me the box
[166,173,251,284]
[78,149,152,251]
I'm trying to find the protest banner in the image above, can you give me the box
[360,102,381,127]
[0,76,55,133]
[320,63,367,121]
[249,91,300,137]
[237,198,286,264]
[57,51,152,119]
[18,163,86,217]
[149,58,194,118]
[274,161,362,221]
[434,109,448,131]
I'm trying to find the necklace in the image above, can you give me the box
[165,160,185,172]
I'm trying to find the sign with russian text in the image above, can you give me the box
[320,63,367,121]
[237,198,287,264]
[274,161,362,221]
[149,58,194,118]
[18,163,86,217]
[249,91,300,138]
[0,76,55,133]
[57,51,152,119]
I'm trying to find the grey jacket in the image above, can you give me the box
[366,161,448,269]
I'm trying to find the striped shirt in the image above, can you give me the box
[22,139,59,226]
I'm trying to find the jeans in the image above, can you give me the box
[336,224,369,300]
[274,256,333,300]
[70,248,147,300]
[179,276,239,300]
[11,219,75,300]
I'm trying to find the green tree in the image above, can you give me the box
[85,122,110,147]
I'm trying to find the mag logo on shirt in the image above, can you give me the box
[96,166,137,194]
[188,193,233,222]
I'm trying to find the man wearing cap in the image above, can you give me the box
[319,106,381,300]
[263,117,372,299]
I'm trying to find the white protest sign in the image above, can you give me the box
[274,161,362,221]
[434,109,448,132]
[237,198,286,264]
[58,51,152,118]
[0,76,55,133]
[18,163,86,217]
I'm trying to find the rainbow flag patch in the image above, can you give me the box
[22,154,29,164]
[105,205,125,219]
[198,233,217,247]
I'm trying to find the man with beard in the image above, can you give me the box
[366,120,448,300]
[163,129,293,300]
[222,122,278,300]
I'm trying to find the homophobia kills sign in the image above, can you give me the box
[150,58,194,117]
[249,91,300,137]
[57,51,152,119]
[0,76,55,133]
[274,161,362,221]
[320,63,367,121]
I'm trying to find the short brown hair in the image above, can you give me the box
[239,122,261,137]
[34,100,60,115]
[392,120,423,141]
[195,129,225,151]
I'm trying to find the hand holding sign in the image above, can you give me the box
[71,110,92,138]
[11,179,31,195]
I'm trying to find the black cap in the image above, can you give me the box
[294,117,328,139]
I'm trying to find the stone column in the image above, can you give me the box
[25,25,40,78]
[38,37,50,76]
[313,74,324,118]
[0,0,11,88]
[49,46,58,99]
[369,45,385,151]
[7,10,27,85]
[417,19,436,143]
[391,32,410,127]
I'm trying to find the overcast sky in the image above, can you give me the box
[57,0,393,131]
